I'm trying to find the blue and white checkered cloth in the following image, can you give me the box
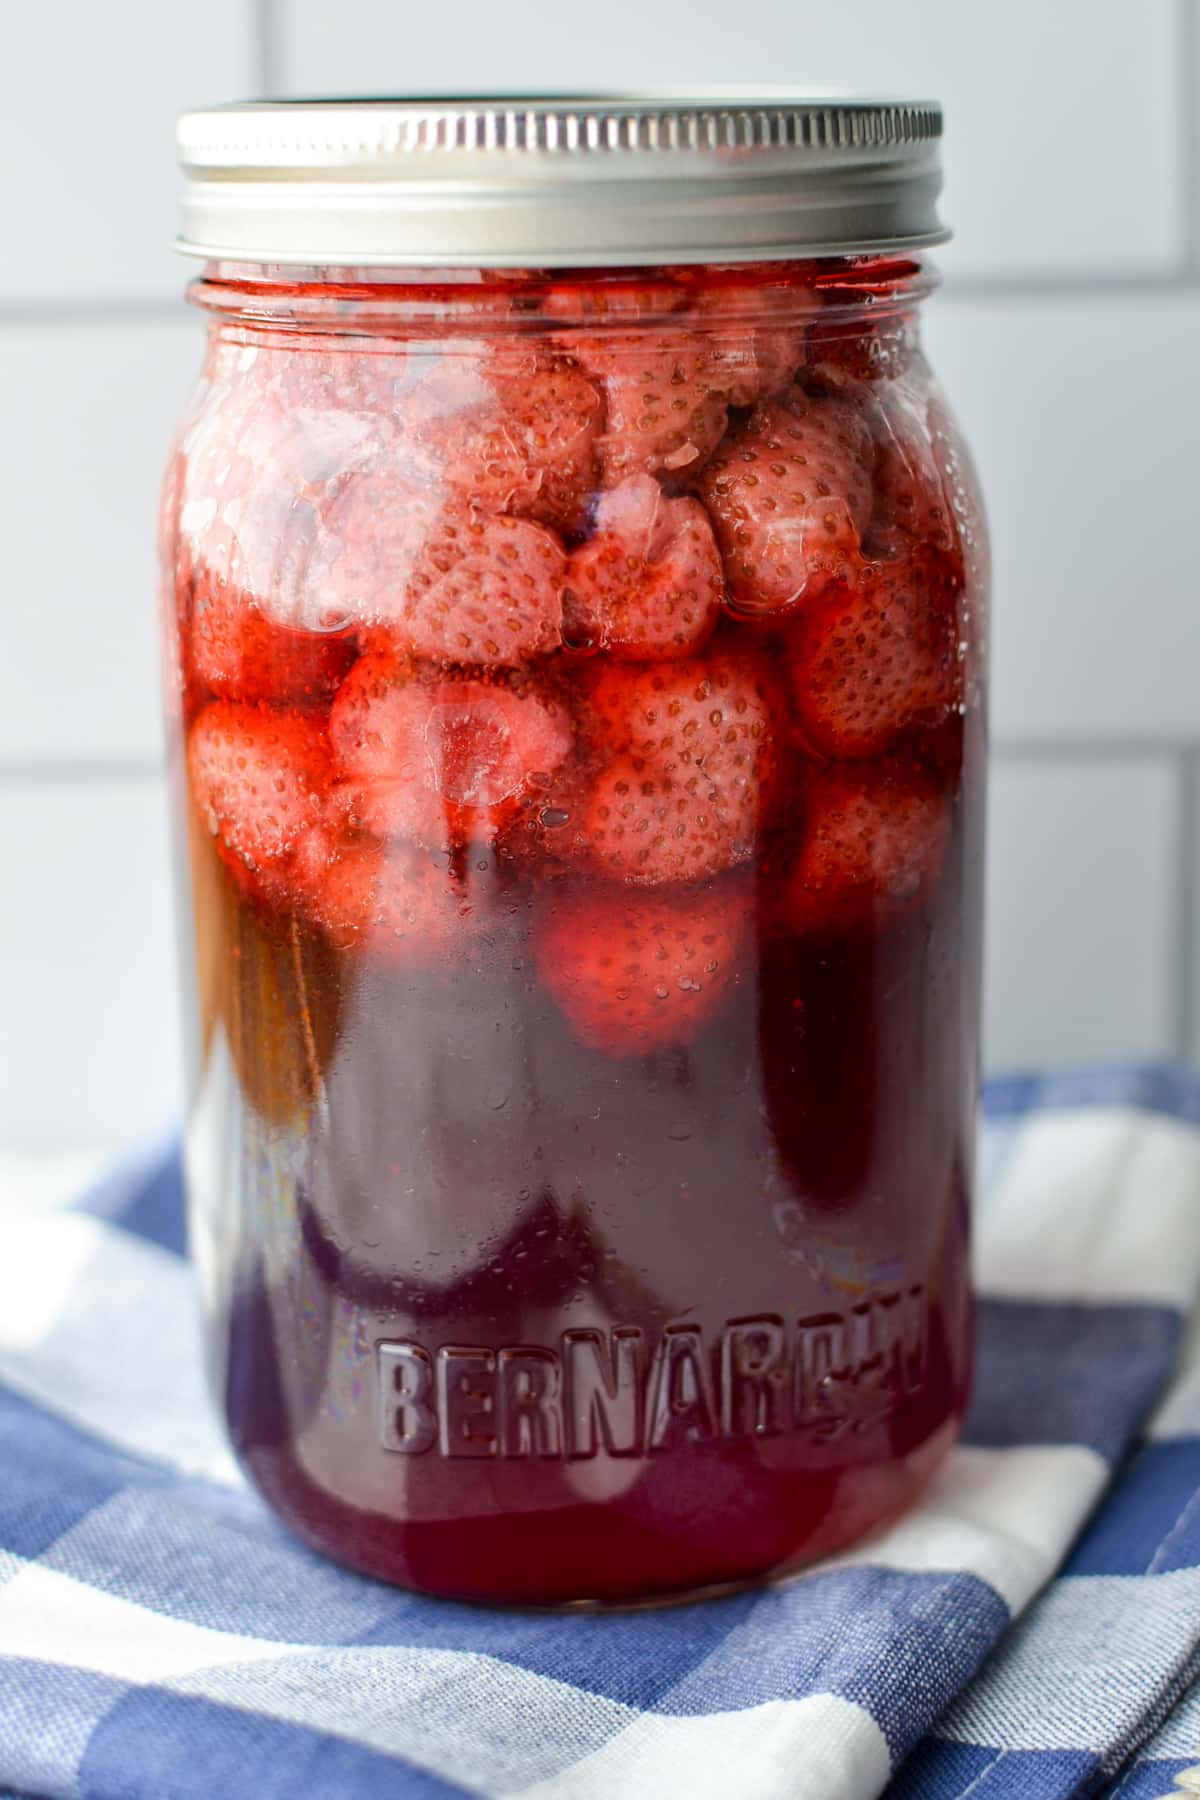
[2,1066,1200,1799]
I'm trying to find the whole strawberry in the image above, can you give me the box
[330,654,574,849]
[867,378,960,557]
[375,511,566,668]
[292,834,469,966]
[186,569,356,707]
[572,330,731,485]
[785,755,950,936]
[578,651,781,883]
[563,474,723,660]
[685,280,809,404]
[178,344,400,627]
[806,310,915,389]
[534,875,753,1056]
[698,389,876,613]
[790,549,963,759]
[396,348,602,533]
[187,702,332,898]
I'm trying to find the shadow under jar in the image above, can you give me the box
[163,96,989,1606]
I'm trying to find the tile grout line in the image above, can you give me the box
[0,301,182,327]
[0,1140,135,1158]
[1172,749,1200,1062]
[252,0,283,96]
[0,760,164,785]
[941,269,1200,301]
[992,738,1200,761]
[0,281,1194,333]
[0,281,1191,338]
[0,276,1191,327]
[3,739,1200,787]
[7,275,1195,325]
[1180,0,1200,272]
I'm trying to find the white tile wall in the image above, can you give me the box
[984,757,1181,1069]
[1,0,1197,1150]
[0,320,202,763]
[925,292,1200,743]
[2,5,253,305]
[282,0,1183,280]
[0,780,181,1148]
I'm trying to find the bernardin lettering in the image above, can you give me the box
[563,1328,643,1456]
[377,1286,928,1458]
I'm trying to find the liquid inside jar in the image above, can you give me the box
[164,257,986,1605]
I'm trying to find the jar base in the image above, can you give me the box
[236,1414,962,1610]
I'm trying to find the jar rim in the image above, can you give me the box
[176,93,950,269]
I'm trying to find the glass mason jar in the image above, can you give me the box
[164,98,988,1605]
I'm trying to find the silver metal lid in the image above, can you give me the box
[176,95,948,269]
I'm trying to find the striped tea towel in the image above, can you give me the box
[0,1064,1198,1800]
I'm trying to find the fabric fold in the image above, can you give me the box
[0,1066,1198,1800]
